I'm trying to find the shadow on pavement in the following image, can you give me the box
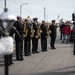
[29,71,75,75]
[28,66,75,75]
[0,63,4,67]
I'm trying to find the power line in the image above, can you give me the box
[11,0,43,13]
[27,6,43,12]
[11,0,20,5]
[15,0,23,4]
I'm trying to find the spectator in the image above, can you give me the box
[62,22,71,43]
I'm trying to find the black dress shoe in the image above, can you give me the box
[19,59,23,61]
[8,64,11,66]
[28,53,31,56]
[45,50,48,51]
[35,51,39,53]
[16,58,21,60]
[51,47,56,49]
[21,58,24,60]
[32,52,35,54]
[51,47,54,49]
[42,50,45,52]
[25,54,29,56]
[16,58,23,61]
[53,47,56,49]
[25,53,29,56]
[11,62,14,64]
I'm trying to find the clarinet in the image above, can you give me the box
[0,26,5,34]
[12,26,22,38]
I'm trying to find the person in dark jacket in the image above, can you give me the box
[32,18,39,54]
[49,20,57,49]
[13,16,24,61]
[59,22,65,40]
[24,19,31,56]
[40,20,47,52]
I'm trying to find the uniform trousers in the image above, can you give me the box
[50,36,56,48]
[16,40,23,60]
[24,37,31,56]
[32,37,38,53]
[41,35,47,51]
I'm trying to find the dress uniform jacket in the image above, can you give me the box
[49,24,57,49]
[32,22,39,53]
[40,24,47,51]
[24,23,31,56]
[13,21,24,60]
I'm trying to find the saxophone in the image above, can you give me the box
[56,23,59,27]
[30,23,35,38]
[23,21,28,37]
[46,24,51,38]
[35,23,42,39]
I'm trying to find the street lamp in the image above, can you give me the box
[47,14,50,22]
[20,3,28,17]
[0,0,15,75]
[47,14,49,22]
[0,7,15,75]
[57,14,60,23]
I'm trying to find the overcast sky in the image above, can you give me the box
[0,0,75,22]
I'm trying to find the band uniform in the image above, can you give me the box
[13,16,24,61]
[32,18,39,54]
[23,19,31,56]
[40,21,47,52]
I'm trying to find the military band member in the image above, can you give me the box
[32,18,39,54]
[40,20,47,52]
[23,19,31,56]
[49,20,57,49]
[13,16,24,61]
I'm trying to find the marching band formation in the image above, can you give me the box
[1,15,73,66]
[10,16,54,61]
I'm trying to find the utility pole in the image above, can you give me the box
[20,3,28,17]
[5,0,6,7]
[44,7,46,21]
[47,14,48,22]
[57,14,60,23]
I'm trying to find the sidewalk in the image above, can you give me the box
[0,34,75,75]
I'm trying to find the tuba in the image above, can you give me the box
[23,21,28,37]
